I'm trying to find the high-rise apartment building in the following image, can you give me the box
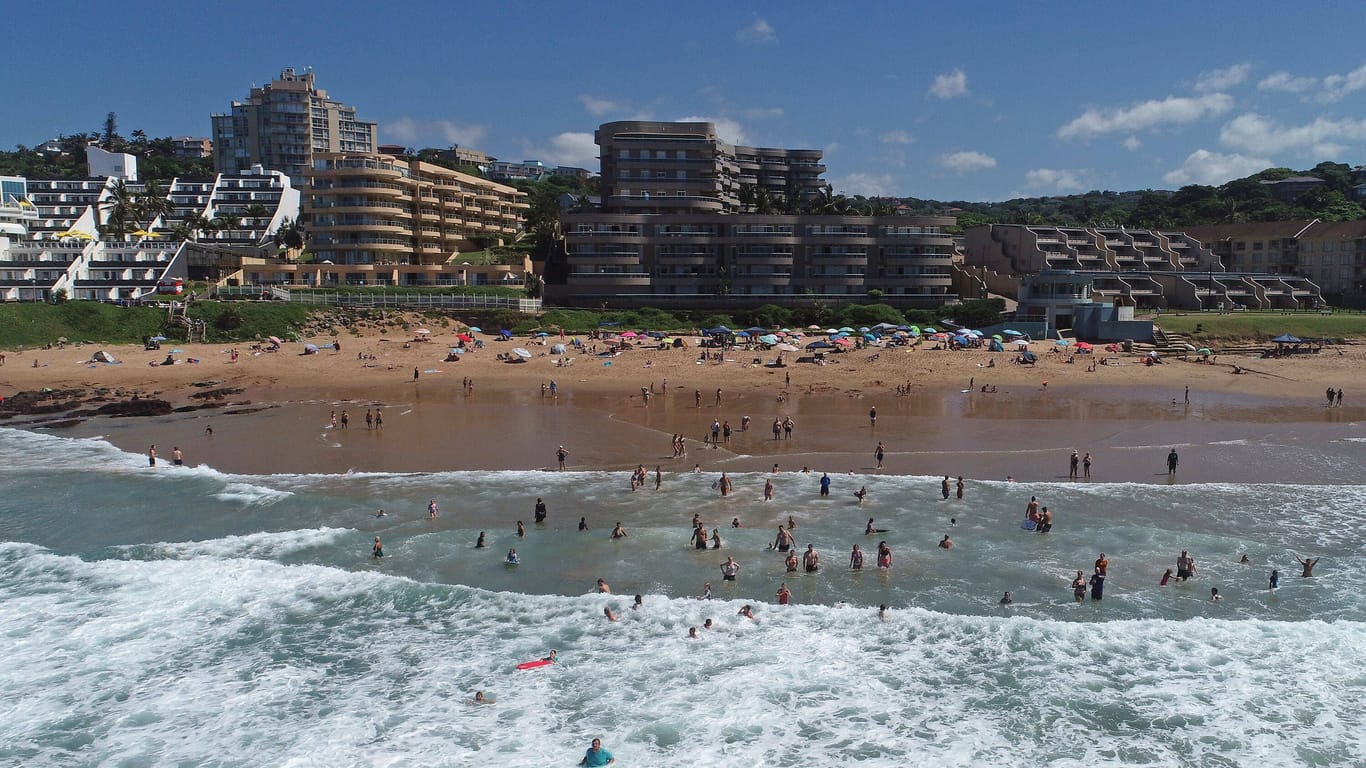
[211,68,376,185]
[596,121,826,214]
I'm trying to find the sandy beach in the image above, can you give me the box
[4,324,1364,484]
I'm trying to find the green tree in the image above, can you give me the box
[99,179,136,239]
[134,180,173,231]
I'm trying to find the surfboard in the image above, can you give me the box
[516,659,553,670]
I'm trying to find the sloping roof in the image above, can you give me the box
[1259,176,1326,185]
[1184,220,1318,243]
[1301,220,1366,239]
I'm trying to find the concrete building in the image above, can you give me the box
[1259,175,1326,203]
[964,223,1323,311]
[86,145,137,182]
[437,145,493,169]
[486,160,549,183]
[1187,220,1366,299]
[261,153,529,287]
[211,68,377,185]
[596,121,826,215]
[172,137,213,159]
[556,212,957,308]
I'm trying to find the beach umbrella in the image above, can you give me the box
[808,325,821,330]
[647,331,667,339]
[833,337,854,346]
[780,328,792,333]
[931,332,949,340]
[858,327,871,333]
[268,336,283,346]
[620,331,638,338]
[1002,329,1024,337]
[512,347,532,359]
[1076,341,1093,350]
[303,343,319,353]
[806,340,833,349]
[1183,343,1197,351]
[991,334,1003,341]
[1055,339,1071,347]
[863,333,878,342]
[132,229,162,238]
[500,329,513,338]
[737,331,750,338]
[1271,334,1302,344]
[922,327,937,334]
[759,334,779,345]
[415,328,432,335]
[745,327,766,335]
[149,335,167,342]
[536,331,550,337]
[838,326,855,334]
[56,230,93,240]
[457,334,472,342]
[467,326,482,333]
[969,330,983,337]
[551,343,567,354]
[1198,347,1212,355]
[777,343,799,352]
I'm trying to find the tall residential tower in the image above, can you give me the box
[211,68,376,185]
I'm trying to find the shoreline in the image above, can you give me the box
[4,331,1364,484]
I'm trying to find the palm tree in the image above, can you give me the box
[183,213,214,242]
[244,203,270,224]
[99,179,136,240]
[212,214,243,239]
[134,180,174,232]
[272,218,306,251]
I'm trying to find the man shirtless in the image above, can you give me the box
[1295,554,1320,577]
[802,544,821,572]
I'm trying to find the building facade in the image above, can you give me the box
[596,121,826,215]
[291,153,528,286]
[172,137,213,159]
[211,68,377,185]
[556,212,957,307]
[1186,220,1366,298]
[964,223,1323,310]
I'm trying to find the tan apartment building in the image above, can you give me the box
[597,121,826,215]
[212,68,377,185]
[1187,220,1365,299]
[269,153,529,287]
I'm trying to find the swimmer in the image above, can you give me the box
[803,544,821,572]
[610,522,628,539]
[475,531,486,548]
[866,518,877,535]
[372,536,383,559]
[1239,554,1250,564]
[703,618,714,630]
[776,583,791,605]
[1071,571,1086,602]
[427,499,439,519]
[785,550,799,573]
[579,517,589,531]
[731,517,743,528]
[878,604,888,621]
[632,594,643,610]
[1000,591,1013,605]
[787,515,797,530]
[375,509,387,517]
[1160,568,1173,586]
[720,556,740,581]
[516,520,526,538]
[854,485,868,504]
[738,605,756,620]
[699,582,713,600]
[688,627,699,639]
[939,535,953,549]
[1210,587,1222,602]
[850,544,864,569]
[470,691,495,705]
[534,497,548,523]
[596,578,611,594]
[876,541,892,569]
[543,650,558,663]
[506,548,519,564]
[1295,554,1320,577]
[604,606,618,622]
[1269,569,1279,590]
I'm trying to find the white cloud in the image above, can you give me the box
[1193,64,1250,93]
[1163,149,1272,186]
[1122,136,1142,151]
[579,95,625,116]
[1219,113,1366,156]
[1321,63,1366,102]
[928,69,968,99]
[542,132,599,169]
[881,130,915,145]
[735,18,776,44]
[831,173,896,197]
[1257,71,1318,94]
[677,115,747,145]
[1023,168,1086,193]
[1057,93,1233,139]
[744,106,785,120]
[381,117,486,147]
[939,151,997,173]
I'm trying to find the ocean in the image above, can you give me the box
[2,425,1364,766]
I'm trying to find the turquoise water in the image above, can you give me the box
[2,427,1364,766]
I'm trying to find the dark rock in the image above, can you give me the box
[94,399,173,417]
[189,387,245,400]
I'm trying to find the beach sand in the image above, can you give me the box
[3,328,1364,484]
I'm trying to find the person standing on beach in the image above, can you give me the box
[655,465,663,491]
[172,447,183,466]
[372,536,383,559]
[557,445,569,470]
[941,476,951,500]
[413,367,419,382]
[850,544,864,569]
[956,477,965,499]
[1089,569,1105,600]
[1269,568,1280,590]
[427,499,440,519]
[1336,388,1344,407]
[1176,550,1196,581]
[875,441,885,469]
[1167,449,1179,475]
[763,478,774,501]
[1069,450,1080,480]
[1071,571,1086,602]
[148,445,157,467]
[534,498,548,523]
[869,405,877,427]
[820,472,831,497]
[1083,452,1092,479]
[365,409,373,429]
[695,389,702,408]
[374,411,382,429]
[720,556,740,582]
[716,388,722,406]
[578,738,614,766]
[1095,553,1108,576]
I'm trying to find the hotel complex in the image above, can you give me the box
[553,121,958,308]
[236,153,529,287]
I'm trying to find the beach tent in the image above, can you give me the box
[1055,339,1072,347]
[551,343,567,354]
[759,334,779,345]
[1002,329,1024,337]
[989,339,1004,352]
[90,350,118,363]
[745,327,767,335]
[512,347,532,359]
[672,337,688,348]
[706,326,732,335]
[302,344,319,355]
[1272,334,1302,344]
[467,326,483,333]
[500,329,513,338]
[806,339,833,350]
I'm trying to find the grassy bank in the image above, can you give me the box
[0,302,315,349]
[1152,312,1366,342]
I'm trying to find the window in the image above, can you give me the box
[1252,241,1263,250]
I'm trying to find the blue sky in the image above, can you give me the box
[4,1,1366,201]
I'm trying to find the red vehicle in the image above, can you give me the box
[156,277,183,295]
